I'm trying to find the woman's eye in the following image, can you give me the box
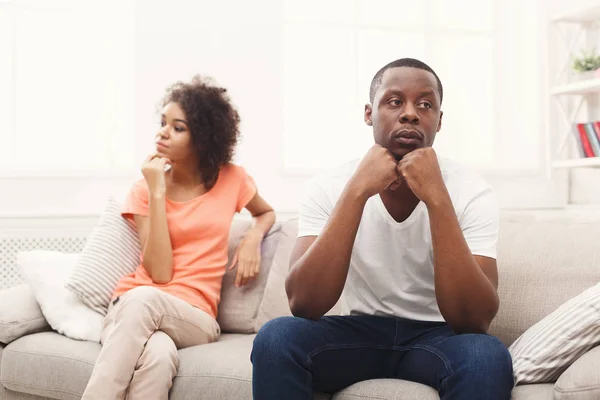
[175,126,184,132]
[160,121,166,127]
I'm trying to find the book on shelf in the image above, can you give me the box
[573,121,600,158]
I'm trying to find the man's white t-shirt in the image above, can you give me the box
[297,155,499,322]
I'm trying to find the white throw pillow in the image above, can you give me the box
[0,284,49,344]
[510,282,600,384]
[65,197,141,315]
[17,250,103,343]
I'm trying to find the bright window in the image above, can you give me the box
[0,0,135,176]
[282,0,541,173]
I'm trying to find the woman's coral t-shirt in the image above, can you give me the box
[112,163,256,319]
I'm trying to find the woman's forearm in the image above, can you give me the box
[247,210,276,239]
[142,194,174,284]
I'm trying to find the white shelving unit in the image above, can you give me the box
[551,78,600,95]
[549,5,600,171]
[552,157,600,169]
[552,4,600,23]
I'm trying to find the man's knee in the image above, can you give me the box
[457,334,513,384]
[251,316,312,364]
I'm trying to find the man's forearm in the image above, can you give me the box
[427,195,499,333]
[286,184,368,320]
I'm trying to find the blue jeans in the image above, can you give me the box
[251,315,514,399]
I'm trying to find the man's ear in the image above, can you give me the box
[364,104,373,126]
[436,110,443,132]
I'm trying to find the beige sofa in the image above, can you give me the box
[2,213,600,400]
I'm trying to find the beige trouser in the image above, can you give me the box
[81,286,220,400]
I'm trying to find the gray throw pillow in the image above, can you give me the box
[510,282,600,384]
[0,284,49,344]
[65,198,140,315]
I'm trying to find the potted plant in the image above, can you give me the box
[572,50,600,80]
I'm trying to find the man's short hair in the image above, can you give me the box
[369,58,443,104]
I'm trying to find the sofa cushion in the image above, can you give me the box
[1,332,100,400]
[512,384,555,399]
[0,331,554,400]
[171,334,254,400]
[0,385,50,400]
[509,282,600,384]
[554,345,600,400]
[254,219,299,330]
[0,332,269,400]
[489,216,600,347]
[332,379,438,400]
[0,284,49,345]
[171,333,331,400]
[218,221,282,333]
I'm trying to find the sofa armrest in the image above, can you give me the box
[0,284,49,344]
[555,345,600,400]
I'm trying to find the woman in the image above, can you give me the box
[82,76,275,400]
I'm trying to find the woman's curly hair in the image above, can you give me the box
[161,75,240,190]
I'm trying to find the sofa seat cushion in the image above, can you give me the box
[332,379,438,400]
[1,330,553,400]
[0,383,50,400]
[171,333,331,400]
[1,332,100,400]
[554,345,600,400]
[0,332,260,400]
[172,334,255,400]
[512,384,555,399]
[331,380,553,400]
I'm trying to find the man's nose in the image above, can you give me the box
[400,103,419,123]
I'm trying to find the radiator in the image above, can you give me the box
[0,234,87,290]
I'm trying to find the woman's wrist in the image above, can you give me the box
[150,191,166,202]
[244,228,264,243]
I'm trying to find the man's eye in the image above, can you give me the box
[160,121,166,127]
[419,102,432,109]
[390,99,401,106]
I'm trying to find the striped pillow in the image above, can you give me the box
[509,282,600,384]
[65,198,140,315]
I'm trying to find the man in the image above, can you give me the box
[251,58,513,399]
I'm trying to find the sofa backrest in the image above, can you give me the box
[253,214,600,347]
[4,212,597,342]
[489,213,600,346]
[218,220,283,334]
[254,218,341,332]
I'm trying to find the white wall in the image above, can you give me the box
[0,0,309,220]
[3,0,597,225]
